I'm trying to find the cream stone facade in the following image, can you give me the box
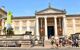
[12,17,36,35]
[0,6,80,40]
[0,8,7,35]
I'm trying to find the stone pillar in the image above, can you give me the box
[72,18,76,34]
[11,20,14,29]
[54,17,58,39]
[27,20,30,31]
[44,17,48,40]
[63,17,67,36]
[20,21,22,34]
[36,17,39,40]
[1,18,4,35]
[11,24,14,29]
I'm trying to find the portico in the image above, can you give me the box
[36,16,66,40]
[35,6,67,40]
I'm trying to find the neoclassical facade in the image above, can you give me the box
[0,6,80,40]
[0,8,7,35]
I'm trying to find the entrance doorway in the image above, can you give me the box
[48,26,54,39]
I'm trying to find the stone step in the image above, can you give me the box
[44,40,52,48]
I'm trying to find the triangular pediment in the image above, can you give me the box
[36,7,65,14]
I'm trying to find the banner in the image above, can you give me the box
[6,11,12,24]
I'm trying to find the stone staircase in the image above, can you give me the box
[44,40,52,48]
[21,40,32,47]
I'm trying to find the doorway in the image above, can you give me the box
[48,26,54,39]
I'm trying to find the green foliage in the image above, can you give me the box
[3,27,6,34]
[3,27,14,36]
[7,29,14,36]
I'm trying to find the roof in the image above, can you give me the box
[36,6,66,15]
[66,14,80,17]
[0,8,7,14]
[36,13,65,15]
[12,16,35,19]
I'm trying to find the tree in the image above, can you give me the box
[3,27,6,34]
[6,27,14,36]
[3,27,14,36]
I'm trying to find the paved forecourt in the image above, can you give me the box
[0,47,80,50]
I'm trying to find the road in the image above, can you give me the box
[0,47,80,50]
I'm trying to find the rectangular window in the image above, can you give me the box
[30,26,34,29]
[22,20,26,25]
[22,26,27,30]
[14,21,19,25]
[15,27,19,30]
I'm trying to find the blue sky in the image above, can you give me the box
[0,0,80,16]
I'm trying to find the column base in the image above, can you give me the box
[45,36,48,40]
[36,35,39,40]
[44,40,52,48]
[54,36,59,40]
[1,30,4,35]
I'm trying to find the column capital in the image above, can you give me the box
[54,17,57,19]
[44,16,47,19]
[36,17,39,19]
[27,20,30,23]
[72,17,75,20]
[63,15,66,18]
[54,16,57,18]
[63,17,66,19]
[63,17,66,20]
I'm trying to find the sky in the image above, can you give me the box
[0,0,80,16]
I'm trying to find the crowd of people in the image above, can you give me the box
[51,36,79,48]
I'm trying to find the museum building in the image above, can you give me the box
[0,5,80,40]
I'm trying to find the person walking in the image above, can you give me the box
[75,39,79,47]
[55,37,59,48]
[51,37,54,48]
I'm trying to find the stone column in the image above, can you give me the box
[54,17,58,39]
[1,18,4,35]
[27,20,30,31]
[36,17,39,40]
[63,17,67,36]
[72,18,76,34]
[20,21,22,34]
[44,17,48,40]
